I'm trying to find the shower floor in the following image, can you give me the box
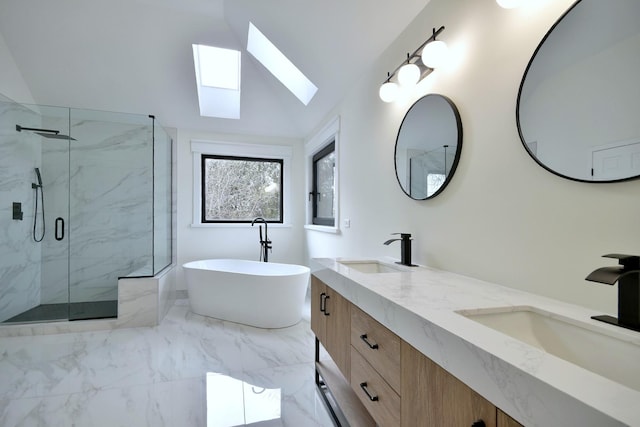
[3,300,117,323]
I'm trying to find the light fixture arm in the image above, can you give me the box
[412,26,446,63]
[381,26,445,85]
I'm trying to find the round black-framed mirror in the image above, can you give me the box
[517,0,640,183]
[394,94,463,199]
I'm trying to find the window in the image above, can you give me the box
[192,141,291,227]
[305,116,339,232]
[246,22,318,105]
[192,44,241,119]
[311,141,335,226]
[201,155,283,223]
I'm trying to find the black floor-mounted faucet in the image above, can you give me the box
[383,233,417,267]
[586,253,640,332]
[251,217,271,262]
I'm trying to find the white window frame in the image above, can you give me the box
[191,140,292,227]
[304,116,340,233]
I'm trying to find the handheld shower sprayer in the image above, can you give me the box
[32,168,45,242]
[33,167,43,188]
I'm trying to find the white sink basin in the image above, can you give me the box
[338,260,404,273]
[459,306,640,392]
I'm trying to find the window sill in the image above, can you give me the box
[191,223,292,229]
[304,224,340,234]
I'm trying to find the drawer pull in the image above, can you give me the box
[359,382,379,402]
[360,334,379,350]
[323,295,331,316]
[319,292,327,313]
[471,421,486,427]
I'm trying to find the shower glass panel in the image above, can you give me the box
[153,121,172,274]
[67,108,154,320]
[0,94,172,324]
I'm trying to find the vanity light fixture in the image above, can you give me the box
[379,75,399,103]
[379,26,447,103]
[397,55,421,86]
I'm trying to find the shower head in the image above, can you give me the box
[35,132,77,140]
[16,125,76,141]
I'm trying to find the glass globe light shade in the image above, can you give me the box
[421,40,449,69]
[379,82,399,103]
[397,63,420,86]
[496,0,524,8]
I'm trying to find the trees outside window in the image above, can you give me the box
[201,155,283,223]
[311,141,335,226]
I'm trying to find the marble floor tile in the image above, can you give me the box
[0,299,334,427]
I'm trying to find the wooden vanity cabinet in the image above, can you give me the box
[401,341,525,427]
[310,276,351,378]
[350,306,402,426]
[498,410,524,427]
[311,276,523,427]
[350,305,401,393]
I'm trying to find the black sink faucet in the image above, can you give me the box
[383,233,417,267]
[586,253,640,332]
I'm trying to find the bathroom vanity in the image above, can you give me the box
[311,258,640,426]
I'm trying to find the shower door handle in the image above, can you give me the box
[55,217,64,241]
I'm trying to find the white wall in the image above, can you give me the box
[176,129,305,290]
[0,31,35,105]
[305,0,640,314]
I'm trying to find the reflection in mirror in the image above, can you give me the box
[394,94,462,199]
[517,0,640,182]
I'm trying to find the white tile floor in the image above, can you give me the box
[0,299,335,427]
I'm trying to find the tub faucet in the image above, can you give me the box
[251,217,271,262]
[383,233,417,267]
[586,253,640,332]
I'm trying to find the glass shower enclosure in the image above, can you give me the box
[0,94,172,323]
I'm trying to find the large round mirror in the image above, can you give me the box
[517,0,640,182]
[394,94,462,199]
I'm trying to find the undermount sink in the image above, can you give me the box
[458,306,640,392]
[338,260,404,273]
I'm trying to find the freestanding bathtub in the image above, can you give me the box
[182,259,310,328]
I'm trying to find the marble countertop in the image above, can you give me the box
[310,257,640,427]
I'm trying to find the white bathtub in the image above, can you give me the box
[182,259,310,328]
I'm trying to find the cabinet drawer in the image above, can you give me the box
[351,346,400,427]
[351,305,401,393]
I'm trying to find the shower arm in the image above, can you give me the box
[16,125,60,135]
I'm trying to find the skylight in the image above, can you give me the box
[247,22,318,106]
[192,44,241,119]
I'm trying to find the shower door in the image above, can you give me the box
[39,106,73,320]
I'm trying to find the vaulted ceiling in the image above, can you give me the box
[0,0,430,137]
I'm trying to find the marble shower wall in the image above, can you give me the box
[0,98,42,321]
[41,110,154,304]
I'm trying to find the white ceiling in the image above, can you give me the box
[0,0,430,138]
